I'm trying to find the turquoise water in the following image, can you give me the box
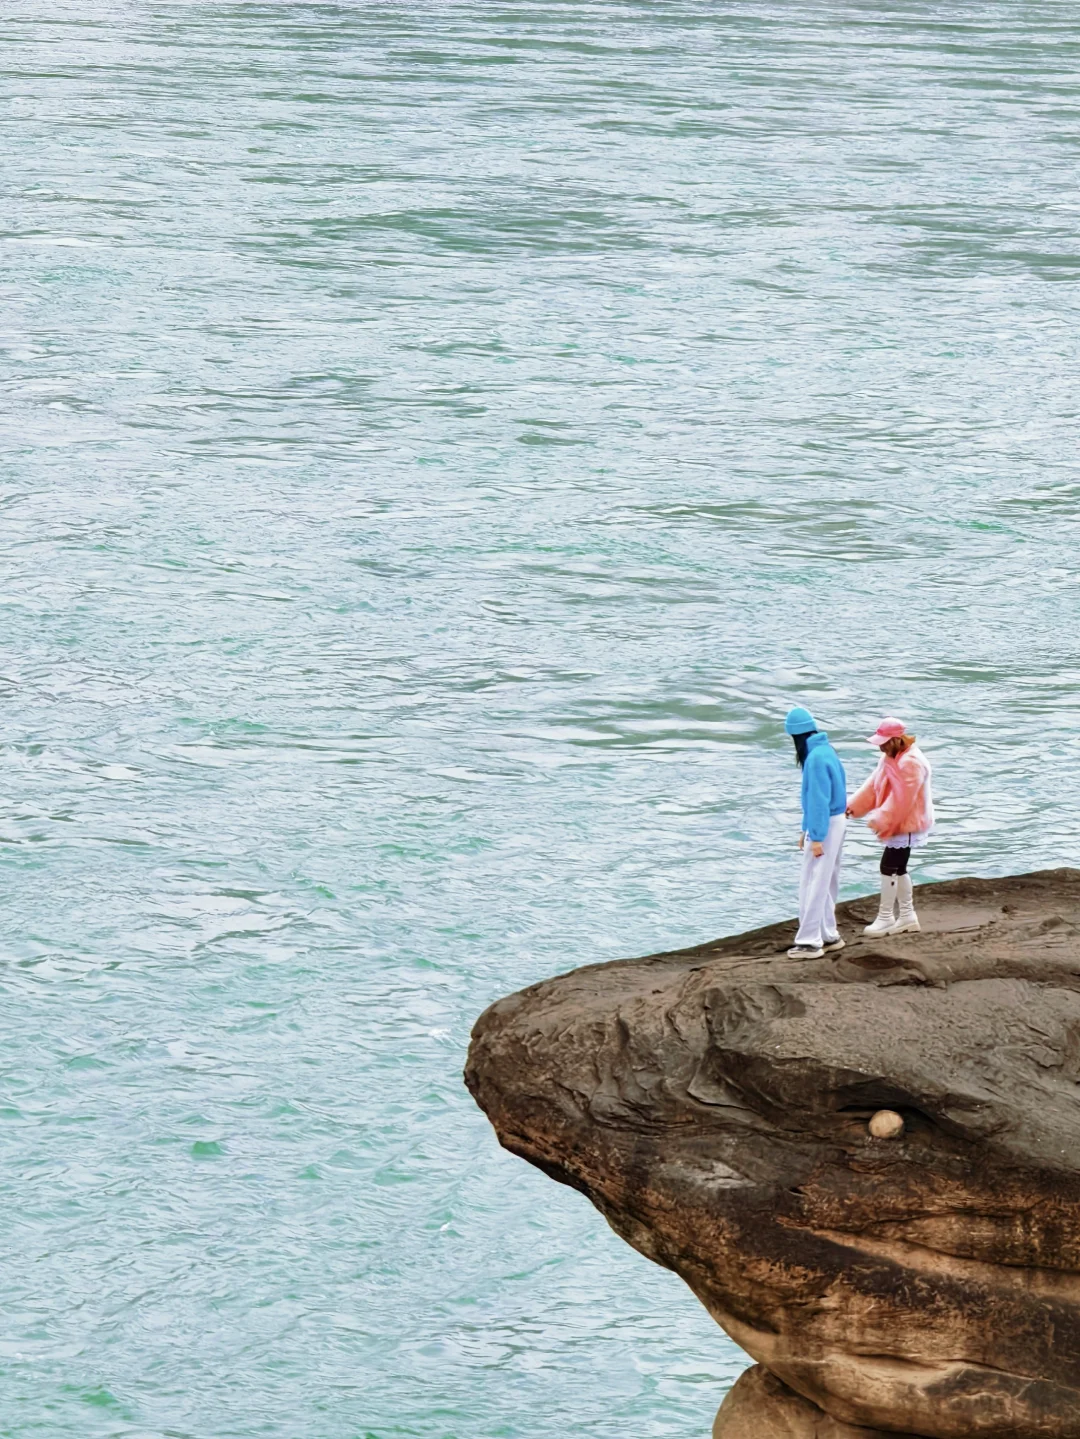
[5,2,1080,1434]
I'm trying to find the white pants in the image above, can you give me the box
[795,813,846,946]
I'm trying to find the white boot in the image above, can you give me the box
[889,874,920,934]
[863,875,898,936]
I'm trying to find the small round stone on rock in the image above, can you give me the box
[869,1109,904,1140]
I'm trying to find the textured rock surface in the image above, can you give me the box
[713,1365,920,1437]
[465,870,1080,1438]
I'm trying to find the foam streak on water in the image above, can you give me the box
[2,2,1080,1434]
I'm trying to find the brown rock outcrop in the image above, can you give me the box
[465,870,1080,1438]
[714,1364,921,1437]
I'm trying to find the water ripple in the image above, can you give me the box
[3,2,1080,1436]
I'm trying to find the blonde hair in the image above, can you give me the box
[886,734,916,756]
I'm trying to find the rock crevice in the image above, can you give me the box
[465,871,1080,1438]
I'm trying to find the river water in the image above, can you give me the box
[4,2,1080,1435]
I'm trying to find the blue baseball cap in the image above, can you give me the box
[784,706,817,736]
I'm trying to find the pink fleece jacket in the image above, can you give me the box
[848,744,934,842]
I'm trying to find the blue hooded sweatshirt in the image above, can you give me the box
[801,732,847,843]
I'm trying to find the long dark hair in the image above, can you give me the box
[793,730,817,768]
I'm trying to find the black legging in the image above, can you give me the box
[880,845,911,877]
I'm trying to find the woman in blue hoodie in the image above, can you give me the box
[784,707,848,959]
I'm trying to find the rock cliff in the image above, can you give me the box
[465,870,1080,1438]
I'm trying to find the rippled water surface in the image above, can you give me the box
[4,2,1080,1434]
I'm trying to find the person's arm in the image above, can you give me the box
[846,774,877,819]
[803,755,831,847]
[867,771,904,838]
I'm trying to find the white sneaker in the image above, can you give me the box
[787,943,824,959]
[863,875,899,936]
[823,935,845,952]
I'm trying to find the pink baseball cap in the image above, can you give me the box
[867,717,906,747]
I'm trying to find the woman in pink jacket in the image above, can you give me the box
[846,717,934,937]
